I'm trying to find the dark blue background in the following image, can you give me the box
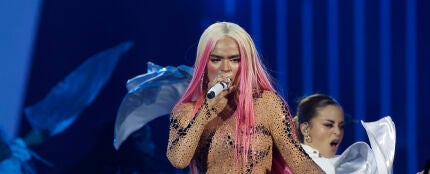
[19,0,430,173]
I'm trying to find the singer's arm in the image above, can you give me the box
[166,98,223,168]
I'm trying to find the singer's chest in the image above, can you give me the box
[198,96,275,162]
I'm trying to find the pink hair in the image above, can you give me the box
[174,22,292,174]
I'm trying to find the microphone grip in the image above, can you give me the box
[207,82,228,99]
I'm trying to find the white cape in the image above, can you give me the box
[334,116,396,174]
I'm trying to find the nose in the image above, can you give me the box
[332,127,341,136]
[221,60,231,72]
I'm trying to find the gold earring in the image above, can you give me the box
[305,134,312,143]
[305,128,312,143]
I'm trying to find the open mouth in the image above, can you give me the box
[330,141,338,146]
[330,140,339,149]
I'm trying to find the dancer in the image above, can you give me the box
[294,93,395,174]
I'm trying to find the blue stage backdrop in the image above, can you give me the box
[11,0,430,173]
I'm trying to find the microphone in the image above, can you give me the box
[206,80,230,99]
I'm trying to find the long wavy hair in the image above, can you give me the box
[175,22,290,173]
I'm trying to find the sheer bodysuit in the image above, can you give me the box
[167,90,323,173]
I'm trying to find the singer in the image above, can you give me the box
[166,22,323,173]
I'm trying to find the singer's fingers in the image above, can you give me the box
[206,90,229,111]
[227,85,236,92]
[205,84,236,116]
[219,74,231,82]
[208,74,231,89]
[208,75,220,89]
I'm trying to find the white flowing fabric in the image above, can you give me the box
[335,116,396,174]
[113,62,193,150]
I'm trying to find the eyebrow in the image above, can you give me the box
[210,54,240,59]
[323,119,344,124]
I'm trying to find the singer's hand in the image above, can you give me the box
[207,74,231,90]
[206,74,234,113]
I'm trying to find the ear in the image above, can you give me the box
[300,122,309,135]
